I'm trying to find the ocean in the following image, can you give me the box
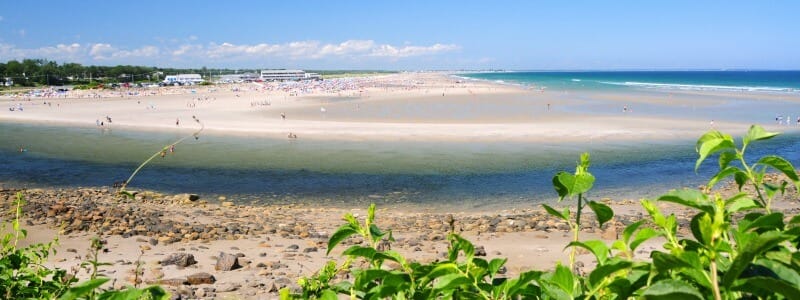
[459,71,800,93]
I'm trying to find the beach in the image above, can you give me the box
[4,73,787,143]
[3,72,800,298]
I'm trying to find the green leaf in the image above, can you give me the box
[725,193,761,214]
[342,245,377,260]
[367,203,376,224]
[542,204,568,221]
[651,252,694,273]
[588,201,613,227]
[588,259,632,287]
[743,124,779,147]
[557,172,595,199]
[734,171,749,190]
[354,269,392,289]
[505,270,542,296]
[745,212,785,232]
[327,225,358,255]
[754,258,800,287]
[488,258,507,277]
[567,240,609,265]
[369,224,385,240]
[657,189,713,214]
[319,290,339,300]
[539,281,572,300]
[630,228,661,253]
[734,276,800,300]
[641,279,703,300]
[707,166,744,190]
[695,130,735,171]
[718,151,739,169]
[723,231,792,288]
[59,278,110,300]
[690,212,714,246]
[756,155,800,189]
[621,220,644,245]
[423,263,460,283]
[763,181,788,200]
[550,263,574,294]
[432,273,471,291]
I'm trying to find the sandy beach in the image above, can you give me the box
[5,73,793,143]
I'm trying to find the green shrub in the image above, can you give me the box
[287,124,800,299]
[1,192,169,300]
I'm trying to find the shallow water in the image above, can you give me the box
[2,121,799,210]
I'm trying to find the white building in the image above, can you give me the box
[260,70,322,81]
[163,74,203,85]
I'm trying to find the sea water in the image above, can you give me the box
[2,121,798,210]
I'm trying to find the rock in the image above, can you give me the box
[285,244,299,252]
[303,247,318,253]
[186,272,216,285]
[475,246,487,257]
[215,282,240,292]
[159,277,188,286]
[215,252,241,271]
[221,201,234,207]
[160,253,197,268]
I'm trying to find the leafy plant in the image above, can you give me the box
[290,125,800,299]
[696,124,800,213]
[1,192,169,300]
[545,152,614,270]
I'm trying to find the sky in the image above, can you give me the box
[1,1,799,70]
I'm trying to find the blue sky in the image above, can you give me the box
[1,1,799,70]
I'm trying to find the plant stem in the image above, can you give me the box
[710,259,722,300]
[13,192,23,250]
[119,120,204,194]
[570,193,584,271]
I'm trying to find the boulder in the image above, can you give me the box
[186,272,216,285]
[160,253,197,268]
[215,252,241,271]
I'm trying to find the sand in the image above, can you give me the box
[5,73,792,143]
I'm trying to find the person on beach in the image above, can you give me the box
[176,118,180,126]
[710,119,715,129]
[623,105,628,113]
[281,112,286,120]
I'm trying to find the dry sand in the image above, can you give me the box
[3,73,779,143]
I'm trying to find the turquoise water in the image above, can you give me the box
[460,71,800,93]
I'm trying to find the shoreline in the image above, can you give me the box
[5,73,795,143]
[4,178,798,298]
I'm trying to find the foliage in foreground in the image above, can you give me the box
[286,125,800,299]
[1,193,168,300]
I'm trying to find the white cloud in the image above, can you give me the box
[370,43,460,58]
[0,39,460,66]
[18,29,26,37]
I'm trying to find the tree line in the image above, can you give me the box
[0,59,260,87]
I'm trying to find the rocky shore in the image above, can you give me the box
[2,179,798,299]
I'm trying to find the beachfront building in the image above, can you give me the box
[260,70,322,81]
[217,73,259,83]
[162,74,203,85]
